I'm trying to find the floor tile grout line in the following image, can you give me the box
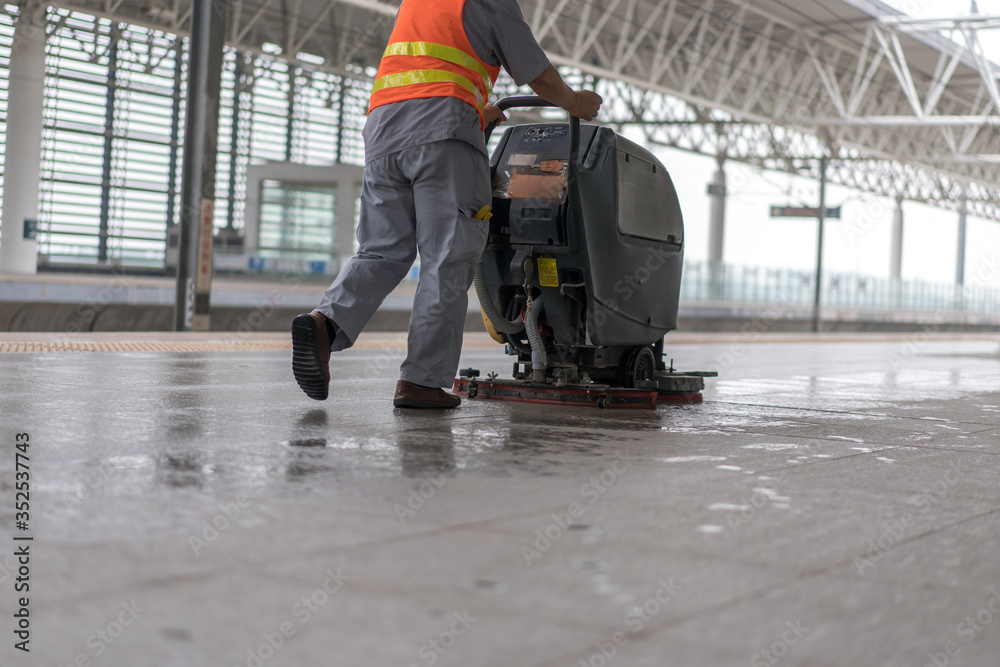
[706,399,1000,426]
[228,565,622,633]
[34,569,223,608]
[792,506,1000,580]
[204,503,584,584]
[529,505,1000,667]
[874,442,1000,456]
[735,434,1000,458]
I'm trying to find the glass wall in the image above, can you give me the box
[0,5,372,268]
[257,180,336,262]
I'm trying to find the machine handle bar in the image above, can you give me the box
[486,96,581,169]
[485,96,584,256]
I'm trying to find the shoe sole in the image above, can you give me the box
[291,315,329,401]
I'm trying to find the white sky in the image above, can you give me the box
[637,0,1000,287]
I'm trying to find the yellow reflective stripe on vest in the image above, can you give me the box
[382,41,494,98]
[372,69,485,114]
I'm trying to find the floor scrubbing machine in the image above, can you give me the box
[454,96,715,410]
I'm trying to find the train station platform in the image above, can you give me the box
[5,271,1000,334]
[1,332,999,666]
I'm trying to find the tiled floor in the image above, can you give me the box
[1,333,998,666]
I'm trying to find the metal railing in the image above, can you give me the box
[680,261,1000,315]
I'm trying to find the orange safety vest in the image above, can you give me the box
[368,0,501,130]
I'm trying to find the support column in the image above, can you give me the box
[707,156,726,301]
[811,155,828,334]
[335,178,359,273]
[164,40,183,272]
[890,196,904,281]
[97,27,119,264]
[174,0,228,331]
[0,3,46,275]
[956,185,968,287]
[226,56,244,233]
[707,157,727,265]
[335,77,347,164]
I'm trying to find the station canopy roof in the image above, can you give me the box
[46,0,1000,209]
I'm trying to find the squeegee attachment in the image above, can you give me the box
[453,377,660,410]
[453,370,711,410]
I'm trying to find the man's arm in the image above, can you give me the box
[469,0,602,124]
[527,64,603,121]
[485,66,602,127]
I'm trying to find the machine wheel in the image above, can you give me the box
[622,346,657,388]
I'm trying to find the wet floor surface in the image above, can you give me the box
[1,334,999,666]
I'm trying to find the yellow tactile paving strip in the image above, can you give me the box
[0,332,996,353]
[0,333,500,353]
[0,341,291,353]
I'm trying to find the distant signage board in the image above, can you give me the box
[770,206,841,219]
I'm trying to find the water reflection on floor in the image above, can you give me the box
[2,336,999,666]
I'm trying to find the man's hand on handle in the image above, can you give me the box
[567,91,603,121]
[485,104,508,127]
[527,64,604,121]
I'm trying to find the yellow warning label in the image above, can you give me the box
[537,257,559,287]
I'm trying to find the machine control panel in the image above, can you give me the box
[517,125,570,153]
[490,123,598,248]
[494,124,572,204]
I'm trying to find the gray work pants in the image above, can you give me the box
[316,139,490,388]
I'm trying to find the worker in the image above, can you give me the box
[292,0,602,408]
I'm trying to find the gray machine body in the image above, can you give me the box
[482,122,684,382]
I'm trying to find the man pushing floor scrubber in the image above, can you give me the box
[291,0,602,408]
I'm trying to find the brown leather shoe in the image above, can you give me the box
[291,312,337,401]
[393,380,462,409]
